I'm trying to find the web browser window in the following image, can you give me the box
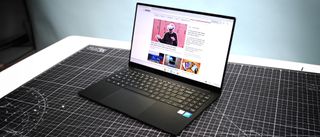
[130,4,234,88]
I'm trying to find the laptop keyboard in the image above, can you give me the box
[106,68,211,113]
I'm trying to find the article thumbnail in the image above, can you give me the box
[164,54,182,68]
[147,51,164,64]
[151,19,187,48]
[181,59,201,74]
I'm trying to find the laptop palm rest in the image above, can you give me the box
[100,88,156,117]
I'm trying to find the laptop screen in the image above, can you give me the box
[130,3,235,88]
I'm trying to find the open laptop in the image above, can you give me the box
[79,3,235,135]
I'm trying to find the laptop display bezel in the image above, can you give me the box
[129,3,236,92]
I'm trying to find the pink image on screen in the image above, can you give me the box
[151,19,187,48]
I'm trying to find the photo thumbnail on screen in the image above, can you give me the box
[151,19,187,48]
[181,59,201,74]
[147,51,164,64]
[164,54,181,68]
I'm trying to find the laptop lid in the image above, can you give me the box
[129,3,236,91]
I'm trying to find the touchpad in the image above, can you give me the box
[100,89,156,117]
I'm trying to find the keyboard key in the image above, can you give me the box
[190,108,196,112]
[172,102,179,107]
[197,102,203,106]
[182,93,190,97]
[165,100,173,105]
[172,90,178,93]
[185,90,193,94]
[182,102,188,105]
[176,95,186,100]
[187,103,194,107]
[193,92,199,96]
[169,97,183,103]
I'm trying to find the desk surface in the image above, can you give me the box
[0,36,319,136]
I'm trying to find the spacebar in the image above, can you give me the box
[125,86,150,96]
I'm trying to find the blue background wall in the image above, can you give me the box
[27,0,320,65]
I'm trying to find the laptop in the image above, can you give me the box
[79,3,236,135]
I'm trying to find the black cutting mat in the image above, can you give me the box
[0,45,319,137]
